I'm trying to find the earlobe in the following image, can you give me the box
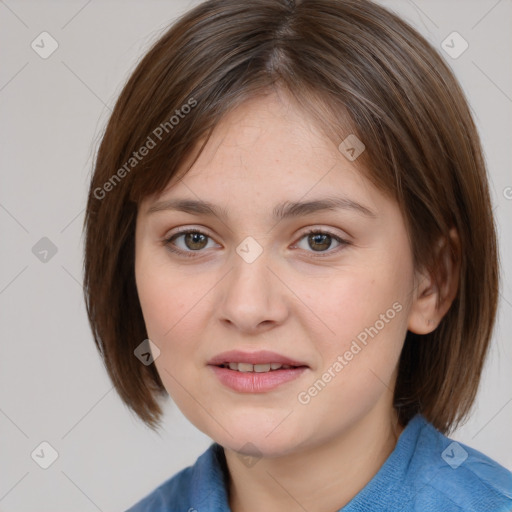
[407,228,460,335]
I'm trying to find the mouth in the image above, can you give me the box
[208,351,309,393]
[215,362,306,373]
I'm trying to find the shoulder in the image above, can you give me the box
[124,442,230,512]
[406,416,512,511]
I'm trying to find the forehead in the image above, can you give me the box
[142,93,383,214]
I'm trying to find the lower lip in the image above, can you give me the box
[209,365,308,393]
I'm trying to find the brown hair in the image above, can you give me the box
[83,0,499,434]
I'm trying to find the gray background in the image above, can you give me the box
[0,0,511,510]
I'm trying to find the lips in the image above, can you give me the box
[207,350,309,393]
[207,349,308,368]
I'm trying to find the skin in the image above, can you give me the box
[134,90,459,512]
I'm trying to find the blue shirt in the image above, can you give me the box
[126,415,512,511]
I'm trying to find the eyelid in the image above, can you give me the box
[164,225,216,240]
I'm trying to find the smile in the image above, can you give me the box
[209,364,308,393]
[217,362,297,372]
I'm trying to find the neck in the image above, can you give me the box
[224,406,403,512]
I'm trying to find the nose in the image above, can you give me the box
[217,250,289,334]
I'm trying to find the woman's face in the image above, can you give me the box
[135,92,417,457]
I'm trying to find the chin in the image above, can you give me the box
[209,420,309,459]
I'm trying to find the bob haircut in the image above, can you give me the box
[83,0,498,434]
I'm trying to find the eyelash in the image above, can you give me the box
[162,227,350,259]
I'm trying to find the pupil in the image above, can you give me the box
[309,233,330,251]
[186,232,207,250]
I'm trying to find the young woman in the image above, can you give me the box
[83,0,512,510]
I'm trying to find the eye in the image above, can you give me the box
[163,227,350,258]
[293,229,349,256]
[164,229,218,257]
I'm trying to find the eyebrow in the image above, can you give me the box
[146,195,376,220]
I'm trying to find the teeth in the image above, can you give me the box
[221,362,297,372]
[254,363,271,372]
[237,363,254,373]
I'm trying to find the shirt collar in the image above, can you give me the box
[186,414,429,511]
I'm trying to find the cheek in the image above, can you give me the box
[136,273,178,339]
[301,257,412,377]
[298,279,408,418]
[300,267,407,339]
[134,250,224,391]
[136,245,199,335]
[135,259,205,406]
[137,275,202,348]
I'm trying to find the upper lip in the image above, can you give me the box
[208,350,309,367]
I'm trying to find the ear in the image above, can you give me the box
[407,228,461,335]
